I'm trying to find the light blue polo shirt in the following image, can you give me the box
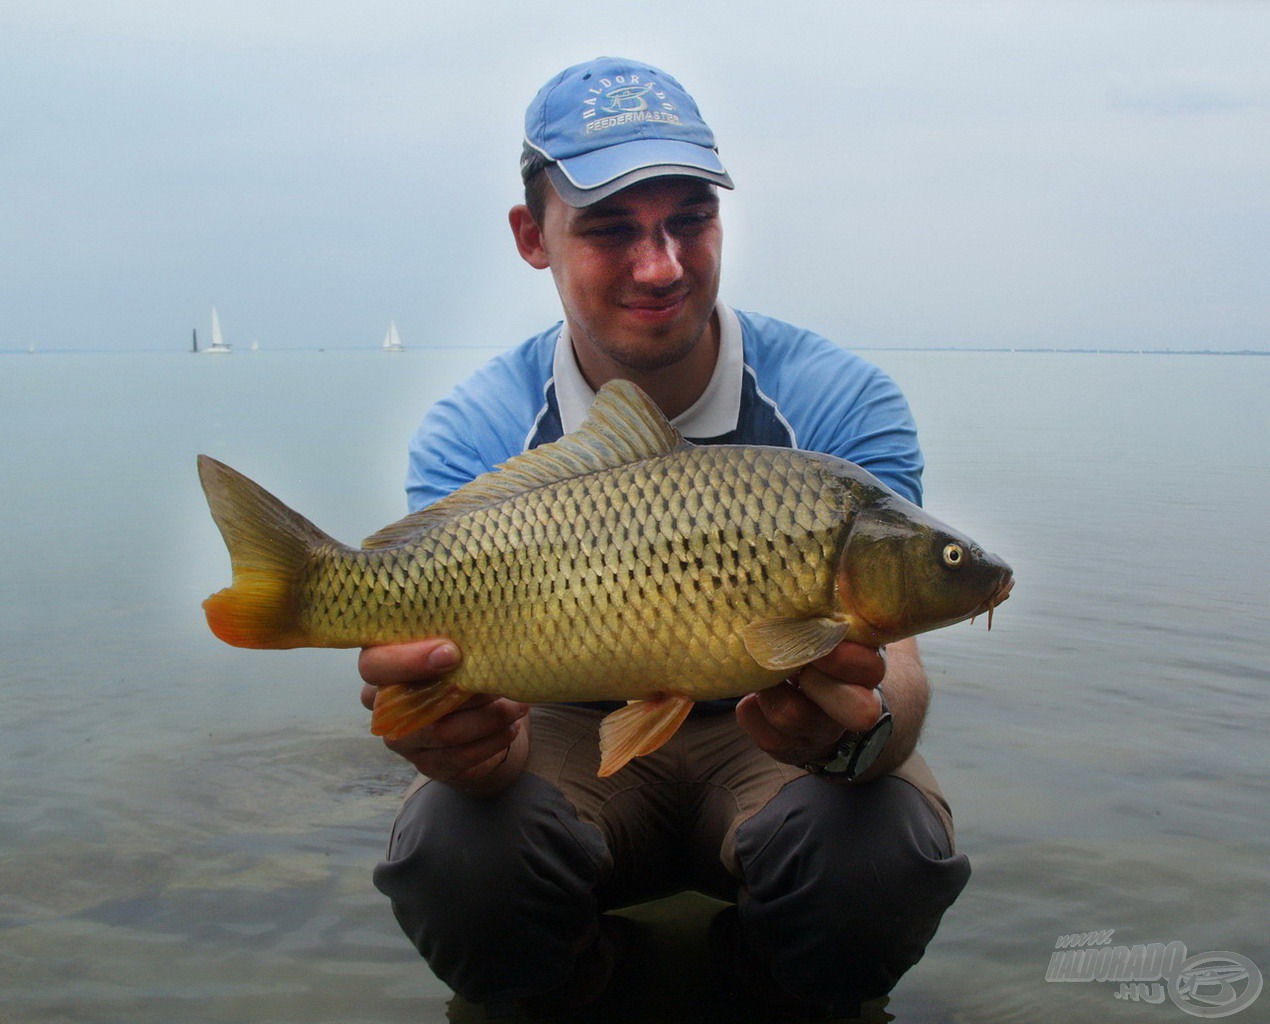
[405,304,923,511]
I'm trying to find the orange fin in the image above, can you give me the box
[597,695,694,777]
[371,681,471,739]
[198,455,337,649]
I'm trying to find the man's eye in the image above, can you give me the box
[670,214,713,234]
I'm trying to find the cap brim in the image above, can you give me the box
[546,163,734,207]
[547,138,734,207]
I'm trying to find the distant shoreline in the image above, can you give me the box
[3,345,1269,357]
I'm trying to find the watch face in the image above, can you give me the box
[852,716,895,776]
[808,707,895,779]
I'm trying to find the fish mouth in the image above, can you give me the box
[971,573,1015,630]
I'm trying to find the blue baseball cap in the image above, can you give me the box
[522,56,734,207]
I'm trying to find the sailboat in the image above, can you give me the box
[204,308,232,354]
[382,320,405,352]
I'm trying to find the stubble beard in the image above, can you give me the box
[572,303,715,375]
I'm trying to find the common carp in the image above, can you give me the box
[200,381,1013,776]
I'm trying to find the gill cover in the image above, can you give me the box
[838,496,1011,642]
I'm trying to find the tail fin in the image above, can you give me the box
[198,455,334,649]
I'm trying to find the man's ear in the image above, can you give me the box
[509,205,550,269]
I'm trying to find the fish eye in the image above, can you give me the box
[942,543,965,569]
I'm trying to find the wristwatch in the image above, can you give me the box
[802,687,893,781]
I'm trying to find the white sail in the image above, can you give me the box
[382,320,404,352]
[205,307,232,353]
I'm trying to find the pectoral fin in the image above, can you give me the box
[740,616,851,671]
[597,695,694,777]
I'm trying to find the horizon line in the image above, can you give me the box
[3,344,1269,357]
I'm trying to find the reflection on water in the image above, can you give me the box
[2,728,449,1024]
[444,895,896,1024]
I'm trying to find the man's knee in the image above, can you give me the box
[735,774,971,1009]
[738,773,968,908]
[373,771,607,1002]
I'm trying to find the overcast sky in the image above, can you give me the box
[2,0,1267,352]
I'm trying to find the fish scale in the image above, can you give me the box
[315,446,847,704]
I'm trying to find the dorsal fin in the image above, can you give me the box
[360,504,457,549]
[362,381,689,549]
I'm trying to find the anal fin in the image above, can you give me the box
[597,694,694,777]
[371,680,471,740]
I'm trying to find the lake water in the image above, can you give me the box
[1,347,1266,1023]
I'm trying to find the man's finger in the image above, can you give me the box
[750,681,826,739]
[796,671,883,733]
[807,642,886,688]
[358,639,462,687]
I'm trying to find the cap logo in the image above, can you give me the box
[581,73,681,135]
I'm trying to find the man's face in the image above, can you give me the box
[526,177,723,378]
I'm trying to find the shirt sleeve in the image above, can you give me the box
[815,366,925,506]
[404,346,553,512]
[404,397,494,512]
[745,313,925,506]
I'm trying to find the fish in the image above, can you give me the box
[199,380,1013,777]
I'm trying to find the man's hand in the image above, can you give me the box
[736,637,927,780]
[359,639,530,795]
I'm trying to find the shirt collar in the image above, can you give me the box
[552,302,743,437]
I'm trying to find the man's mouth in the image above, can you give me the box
[622,293,688,321]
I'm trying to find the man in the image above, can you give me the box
[361,57,971,1020]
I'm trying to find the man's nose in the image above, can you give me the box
[631,231,683,287]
